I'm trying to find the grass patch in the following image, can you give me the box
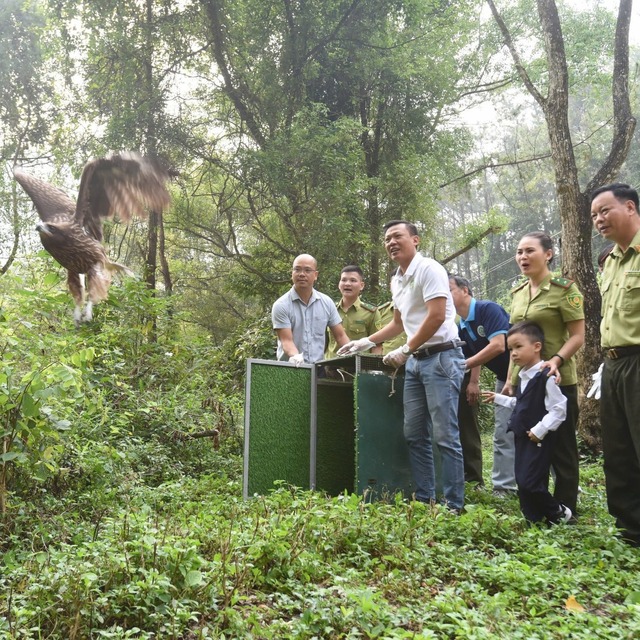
[1,434,640,639]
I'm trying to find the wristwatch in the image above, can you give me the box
[401,344,412,356]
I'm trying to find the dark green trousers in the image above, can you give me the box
[458,372,484,485]
[601,355,640,544]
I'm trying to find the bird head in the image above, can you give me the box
[35,221,54,237]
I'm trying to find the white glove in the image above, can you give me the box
[288,353,305,367]
[337,337,376,355]
[383,346,409,369]
[586,363,604,400]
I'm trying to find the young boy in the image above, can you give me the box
[482,321,572,524]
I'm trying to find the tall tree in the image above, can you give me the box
[194,0,483,298]
[486,0,636,446]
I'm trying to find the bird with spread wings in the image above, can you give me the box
[13,152,173,325]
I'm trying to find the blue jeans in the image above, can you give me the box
[403,348,465,509]
[492,379,517,491]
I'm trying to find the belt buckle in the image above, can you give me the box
[608,348,619,359]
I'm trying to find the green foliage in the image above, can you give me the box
[179,0,484,299]
[0,254,639,639]
[0,0,53,159]
[0,263,243,506]
[2,460,640,638]
[0,274,95,510]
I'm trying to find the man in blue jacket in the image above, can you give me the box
[449,275,516,496]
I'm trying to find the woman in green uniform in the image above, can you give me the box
[505,231,585,516]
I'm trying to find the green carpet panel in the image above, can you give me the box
[244,357,414,501]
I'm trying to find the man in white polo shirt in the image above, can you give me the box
[339,221,465,511]
[272,253,349,364]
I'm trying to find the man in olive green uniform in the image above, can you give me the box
[376,301,407,355]
[591,183,640,547]
[325,266,381,359]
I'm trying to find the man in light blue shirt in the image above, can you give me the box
[272,254,349,364]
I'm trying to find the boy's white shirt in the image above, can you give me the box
[493,361,568,440]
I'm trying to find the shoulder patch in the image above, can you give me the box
[565,290,583,310]
[550,275,574,289]
[360,301,377,312]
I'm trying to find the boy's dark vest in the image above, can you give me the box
[507,367,552,437]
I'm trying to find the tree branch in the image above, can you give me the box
[586,0,636,192]
[485,0,546,107]
[441,225,504,265]
[201,0,267,149]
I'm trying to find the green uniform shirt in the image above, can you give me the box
[325,296,380,359]
[376,301,407,356]
[600,229,640,348]
[509,274,584,385]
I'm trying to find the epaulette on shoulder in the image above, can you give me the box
[550,275,574,289]
[361,301,378,312]
[377,301,393,311]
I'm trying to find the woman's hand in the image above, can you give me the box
[541,356,563,384]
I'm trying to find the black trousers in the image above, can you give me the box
[515,430,563,523]
[457,372,484,485]
[550,385,580,513]
[601,355,640,545]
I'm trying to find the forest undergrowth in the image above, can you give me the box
[2,441,640,639]
[1,274,639,639]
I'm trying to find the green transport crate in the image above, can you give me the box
[243,359,316,498]
[317,355,413,501]
[244,355,413,501]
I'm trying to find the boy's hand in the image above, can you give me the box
[481,391,496,403]
[527,430,542,445]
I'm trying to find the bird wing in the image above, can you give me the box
[75,152,172,242]
[13,167,75,223]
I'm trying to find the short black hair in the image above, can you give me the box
[383,220,418,236]
[590,182,639,210]
[507,320,545,347]
[448,274,473,297]
[341,265,364,277]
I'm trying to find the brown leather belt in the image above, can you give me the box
[413,340,466,359]
[604,345,640,359]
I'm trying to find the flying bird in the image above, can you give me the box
[13,152,173,325]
